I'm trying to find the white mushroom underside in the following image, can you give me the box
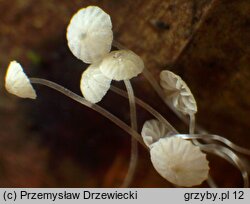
[141,119,173,147]
[80,63,111,103]
[150,137,209,187]
[99,50,144,81]
[5,61,37,99]
[160,70,197,115]
[67,6,113,64]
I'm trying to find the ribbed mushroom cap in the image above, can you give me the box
[99,50,144,81]
[150,137,209,187]
[160,70,197,115]
[80,62,111,103]
[67,6,113,64]
[141,119,173,147]
[5,61,37,99]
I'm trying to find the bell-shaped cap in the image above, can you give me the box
[67,6,113,64]
[141,119,174,147]
[150,137,209,187]
[99,49,144,81]
[5,61,37,99]
[80,62,111,103]
[160,70,197,115]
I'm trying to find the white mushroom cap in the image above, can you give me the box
[99,50,144,81]
[80,62,111,103]
[150,137,209,187]
[160,70,197,115]
[66,6,113,64]
[141,119,174,147]
[5,61,37,99]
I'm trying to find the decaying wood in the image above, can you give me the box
[0,0,249,187]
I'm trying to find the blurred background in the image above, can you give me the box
[0,0,249,187]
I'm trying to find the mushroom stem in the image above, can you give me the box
[110,86,250,155]
[112,41,206,132]
[189,114,200,146]
[175,134,249,188]
[200,144,248,188]
[29,78,249,187]
[178,133,250,156]
[110,86,177,133]
[122,80,138,187]
[29,78,148,149]
[206,175,217,188]
[111,85,245,187]
[142,68,250,155]
[188,114,217,187]
[189,114,195,134]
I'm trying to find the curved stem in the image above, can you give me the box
[200,144,249,188]
[30,78,148,150]
[111,83,250,179]
[29,78,249,187]
[110,86,178,133]
[173,134,248,188]
[121,80,138,187]
[176,134,250,156]
[142,67,250,156]
[189,114,218,188]
[206,175,217,188]
[113,84,247,186]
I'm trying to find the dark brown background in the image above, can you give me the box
[0,0,249,187]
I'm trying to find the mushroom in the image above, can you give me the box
[80,62,111,103]
[160,70,197,116]
[150,137,209,187]
[5,61,37,99]
[6,70,248,187]
[99,49,144,81]
[80,49,144,187]
[4,5,249,188]
[141,119,210,187]
[66,6,113,64]
[160,70,197,134]
[141,119,174,147]
[67,5,144,187]
[98,49,144,186]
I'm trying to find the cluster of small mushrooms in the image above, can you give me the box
[4,6,250,187]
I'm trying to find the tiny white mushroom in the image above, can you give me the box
[160,70,197,115]
[150,137,209,187]
[99,49,144,81]
[5,61,37,99]
[141,119,174,147]
[98,49,144,186]
[80,62,111,103]
[66,6,113,64]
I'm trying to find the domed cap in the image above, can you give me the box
[5,61,37,99]
[99,50,144,81]
[80,62,111,103]
[67,6,113,64]
[150,137,209,187]
[160,70,197,115]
